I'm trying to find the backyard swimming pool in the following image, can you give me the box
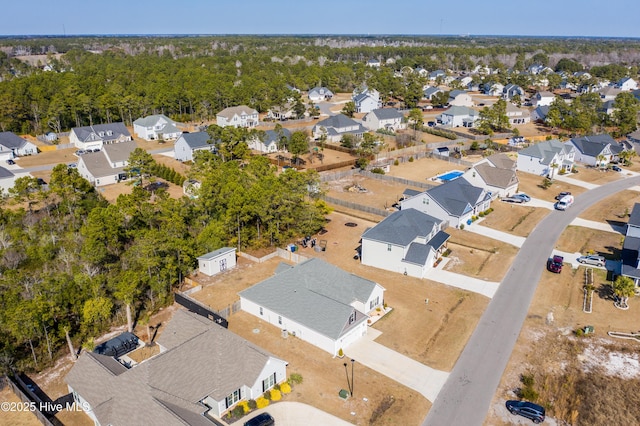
[438,170,464,182]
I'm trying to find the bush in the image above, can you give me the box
[229,404,245,419]
[521,373,535,387]
[270,389,282,401]
[264,390,272,400]
[255,397,270,409]
[371,167,385,174]
[280,382,291,394]
[289,373,303,385]
[478,211,485,217]
[459,224,465,230]
[394,159,399,166]
[423,127,457,140]
[237,401,249,414]
[248,399,257,410]
[408,156,414,162]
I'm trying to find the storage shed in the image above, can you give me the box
[197,247,237,276]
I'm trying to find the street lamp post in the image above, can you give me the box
[350,359,355,397]
[343,362,351,396]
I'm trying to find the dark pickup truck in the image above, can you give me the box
[547,255,564,273]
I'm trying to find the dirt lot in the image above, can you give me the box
[578,189,640,223]
[0,387,41,426]
[486,263,640,425]
[479,204,550,237]
[516,171,587,202]
[556,226,623,259]
[13,148,77,168]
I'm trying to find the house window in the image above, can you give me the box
[225,388,241,408]
[369,296,380,310]
[278,316,282,325]
[423,198,429,205]
[259,307,263,316]
[387,244,392,252]
[262,372,276,392]
[348,311,356,324]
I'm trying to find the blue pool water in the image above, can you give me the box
[438,171,464,181]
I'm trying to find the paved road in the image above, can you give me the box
[423,175,640,426]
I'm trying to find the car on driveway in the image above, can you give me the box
[6,159,15,165]
[577,254,606,267]
[547,255,563,273]
[612,165,622,172]
[512,193,531,202]
[501,196,525,204]
[506,400,545,424]
[244,412,274,426]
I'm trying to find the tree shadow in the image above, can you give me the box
[596,283,615,301]
[603,246,622,260]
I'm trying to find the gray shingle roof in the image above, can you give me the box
[239,258,381,340]
[427,230,450,250]
[570,134,617,157]
[197,247,235,261]
[216,105,258,119]
[180,132,212,149]
[0,132,28,149]
[486,153,515,170]
[371,108,403,120]
[0,166,14,179]
[316,114,360,129]
[80,141,136,179]
[361,208,441,247]
[628,204,640,228]
[66,309,283,426]
[442,106,478,118]
[519,139,570,165]
[426,178,488,216]
[474,163,519,189]
[403,242,431,265]
[72,123,131,143]
[133,114,179,128]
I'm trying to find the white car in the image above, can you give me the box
[577,255,605,267]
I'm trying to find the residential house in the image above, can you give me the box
[133,114,182,141]
[361,108,405,131]
[312,114,367,142]
[531,105,550,123]
[400,177,492,228]
[423,86,443,101]
[77,140,137,186]
[531,91,556,107]
[0,166,16,194]
[600,100,616,116]
[447,90,473,107]
[463,153,519,198]
[239,258,385,356]
[248,128,291,153]
[415,67,429,77]
[483,83,504,97]
[565,134,623,167]
[516,139,575,177]
[308,86,334,102]
[198,247,237,276]
[505,102,531,125]
[183,179,201,198]
[598,86,621,102]
[428,70,446,81]
[502,84,525,101]
[69,123,132,151]
[216,106,259,128]
[621,203,640,286]
[266,102,297,121]
[174,132,215,162]
[437,106,480,128]
[626,129,640,152]
[456,76,473,88]
[353,90,381,114]
[360,208,449,278]
[366,58,381,68]
[65,309,288,424]
[616,77,638,91]
[0,132,38,160]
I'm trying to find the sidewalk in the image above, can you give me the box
[553,174,600,189]
[465,223,526,248]
[247,402,353,426]
[428,266,500,298]
[570,217,625,234]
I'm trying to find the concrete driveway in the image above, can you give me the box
[345,329,449,403]
[247,402,352,426]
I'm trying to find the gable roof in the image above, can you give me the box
[72,123,131,142]
[519,139,573,165]
[0,132,29,150]
[261,128,291,146]
[442,106,479,118]
[473,163,518,189]
[426,177,488,216]
[569,134,617,157]
[179,132,211,149]
[361,208,442,247]
[239,258,381,340]
[79,140,136,178]
[316,114,361,129]
[371,108,403,120]
[424,86,442,96]
[486,153,515,170]
[66,309,283,426]
[448,89,468,98]
[216,105,257,119]
[133,114,178,127]
[0,166,14,179]
[628,203,640,228]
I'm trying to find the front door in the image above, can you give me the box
[220,258,227,271]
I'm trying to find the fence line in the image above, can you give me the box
[1,374,57,426]
[323,195,391,218]
[360,170,435,190]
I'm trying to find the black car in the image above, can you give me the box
[555,191,571,200]
[6,159,15,165]
[506,400,545,424]
[244,412,274,426]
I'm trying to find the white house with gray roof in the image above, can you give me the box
[77,140,137,186]
[69,122,132,150]
[133,114,182,141]
[361,208,449,278]
[565,134,623,167]
[248,128,291,153]
[65,309,287,425]
[312,114,367,142]
[0,166,17,194]
[401,178,492,228]
[361,108,405,131]
[353,89,381,113]
[437,106,480,128]
[216,106,259,128]
[463,153,519,198]
[516,139,575,178]
[447,90,473,107]
[239,258,385,356]
[174,132,215,162]
[0,132,38,159]
[308,86,334,102]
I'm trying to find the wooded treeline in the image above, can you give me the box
[1,36,640,134]
[0,154,328,373]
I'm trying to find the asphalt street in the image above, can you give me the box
[424,175,640,426]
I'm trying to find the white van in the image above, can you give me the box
[555,195,574,210]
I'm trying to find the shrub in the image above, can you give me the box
[255,397,270,409]
[519,386,539,401]
[289,373,303,385]
[408,156,414,162]
[280,382,291,394]
[248,399,257,410]
[459,224,465,230]
[274,383,281,391]
[264,390,272,400]
[479,211,485,217]
[371,167,385,174]
[521,373,535,387]
[237,401,249,414]
[394,159,399,166]
[270,389,282,401]
[338,348,344,357]
[229,404,245,418]
[443,249,452,257]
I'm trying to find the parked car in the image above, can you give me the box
[555,195,574,211]
[68,163,77,168]
[506,400,545,424]
[75,150,86,156]
[244,412,275,426]
[502,196,525,204]
[555,191,571,200]
[427,121,436,127]
[577,255,606,267]
[512,193,531,202]
[548,255,564,273]
[612,165,622,172]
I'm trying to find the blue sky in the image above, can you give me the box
[3,0,639,38]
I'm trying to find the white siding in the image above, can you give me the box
[198,251,237,276]
[627,225,640,239]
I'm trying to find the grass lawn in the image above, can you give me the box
[479,204,550,237]
[556,226,623,259]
